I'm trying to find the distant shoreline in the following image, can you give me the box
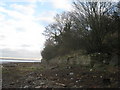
[0,59,41,64]
[0,57,40,61]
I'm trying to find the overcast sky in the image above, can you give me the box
[0,0,118,59]
[0,0,73,59]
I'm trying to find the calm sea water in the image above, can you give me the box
[0,59,41,64]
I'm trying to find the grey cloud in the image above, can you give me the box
[0,44,6,47]
[16,28,25,32]
[21,44,31,47]
[0,35,5,40]
[0,35,5,38]
[0,48,41,58]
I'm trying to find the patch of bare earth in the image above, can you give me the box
[2,63,120,88]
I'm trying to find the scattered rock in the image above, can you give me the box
[66,66,72,69]
[71,78,73,80]
[69,72,74,75]
[55,83,66,87]
[100,76,103,78]
[76,81,78,83]
[80,86,83,88]
[74,85,77,87]
[35,86,41,88]
[24,85,29,88]
[40,82,45,85]
[33,82,36,85]
[90,69,93,71]
[2,62,119,88]
[40,74,43,76]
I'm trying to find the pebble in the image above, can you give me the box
[33,82,36,85]
[36,77,41,80]
[71,78,73,80]
[80,86,83,88]
[90,69,93,71]
[40,74,43,76]
[35,86,41,88]
[70,72,74,75]
[40,82,45,85]
[76,81,78,83]
[68,66,72,69]
[24,85,29,88]
[55,74,58,76]
[74,85,77,87]
[56,83,66,87]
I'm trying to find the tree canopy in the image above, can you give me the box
[41,1,120,63]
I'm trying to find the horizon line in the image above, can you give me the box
[0,57,41,60]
